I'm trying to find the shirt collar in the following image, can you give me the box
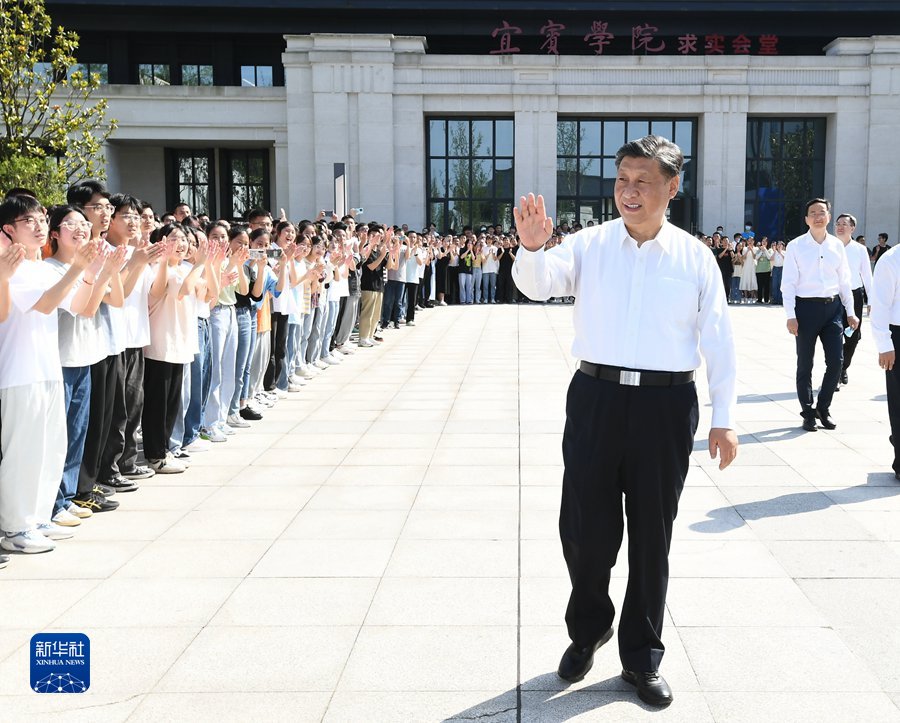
[618,218,672,254]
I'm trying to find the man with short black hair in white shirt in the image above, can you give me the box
[834,213,872,390]
[513,135,737,708]
[781,199,858,432]
[869,243,900,479]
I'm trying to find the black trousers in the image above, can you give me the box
[265,311,289,391]
[447,267,460,304]
[756,271,771,303]
[795,297,843,418]
[103,347,145,476]
[420,265,432,305]
[406,282,419,322]
[141,358,183,461]
[560,371,698,673]
[886,326,900,475]
[331,297,348,351]
[842,287,865,373]
[78,354,121,495]
[498,266,515,303]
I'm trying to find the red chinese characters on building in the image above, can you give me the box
[677,34,698,55]
[759,35,779,55]
[732,34,752,54]
[704,34,725,54]
[632,23,665,53]
[490,21,523,55]
[584,21,615,55]
[540,20,566,55]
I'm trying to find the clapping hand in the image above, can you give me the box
[0,244,26,281]
[72,239,100,270]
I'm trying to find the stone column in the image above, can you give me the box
[699,93,748,234]
[514,94,559,223]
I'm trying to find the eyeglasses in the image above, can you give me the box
[59,220,93,231]
[807,211,829,219]
[85,203,115,213]
[117,213,140,222]
[13,215,49,228]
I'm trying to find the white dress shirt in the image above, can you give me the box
[512,218,737,429]
[843,239,873,295]
[780,232,854,320]
[870,245,900,354]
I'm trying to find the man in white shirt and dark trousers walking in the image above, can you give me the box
[869,243,900,479]
[513,135,738,708]
[834,213,872,389]
[780,199,858,432]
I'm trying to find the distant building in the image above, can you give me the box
[47,0,900,240]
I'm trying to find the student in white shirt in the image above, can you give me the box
[143,223,210,473]
[46,205,126,527]
[834,213,873,388]
[513,135,737,707]
[0,195,99,553]
[781,198,858,431]
[481,237,500,303]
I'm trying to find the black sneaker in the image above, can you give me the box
[392,322,400,329]
[94,483,116,497]
[121,465,155,480]
[240,406,263,421]
[103,475,139,493]
[72,491,120,513]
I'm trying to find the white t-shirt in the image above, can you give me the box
[144,264,195,364]
[405,251,420,284]
[123,247,154,349]
[45,258,106,368]
[0,261,74,389]
[274,260,297,317]
[483,246,500,274]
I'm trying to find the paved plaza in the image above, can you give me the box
[2,302,900,722]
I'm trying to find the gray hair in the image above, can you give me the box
[614,135,684,179]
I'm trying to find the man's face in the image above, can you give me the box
[174,205,190,222]
[613,156,679,239]
[108,206,141,245]
[2,208,47,250]
[140,207,156,235]
[82,194,114,234]
[805,202,831,233]
[249,216,273,232]
[879,236,887,246]
[834,216,856,238]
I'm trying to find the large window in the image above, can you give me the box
[426,118,514,232]
[138,63,170,86]
[557,118,697,231]
[181,64,214,86]
[69,63,108,84]
[240,65,273,87]
[222,149,269,221]
[746,118,826,242]
[167,150,214,217]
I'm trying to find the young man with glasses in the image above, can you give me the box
[781,199,858,432]
[0,195,98,553]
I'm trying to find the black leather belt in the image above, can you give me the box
[578,361,695,387]
[797,295,837,303]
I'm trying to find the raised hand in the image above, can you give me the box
[0,244,26,281]
[72,239,100,270]
[195,237,210,265]
[223,268,239,286]
[513,193,554,252]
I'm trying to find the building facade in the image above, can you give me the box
[46,1,900,241]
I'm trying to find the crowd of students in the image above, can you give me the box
[0,180,564,569]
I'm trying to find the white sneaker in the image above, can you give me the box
[335,345,354,355]
[324,354,342,365]
[288,374,307,385]
[51,509,82,528]
[36,522,75,540]
[201,427,228,443]
[226,413,251,428]
[358,339,374,348]
[183,437,212,453]
[275,389,288,399]
[300,365,317,377]
[314,359,329,370]
[287,383,303,393]
[254,394,275,408]
[439,300,448,306]
[147,455,186,474]
[216,422,236,436]
[1,529,56,553]
[66,501,93,519]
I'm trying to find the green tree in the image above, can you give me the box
[0,0,117,201]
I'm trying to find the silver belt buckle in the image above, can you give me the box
[619,370,641,386]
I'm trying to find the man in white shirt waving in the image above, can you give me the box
[781,199,858,432]
[513,135,738,708]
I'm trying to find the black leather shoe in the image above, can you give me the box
[817,408,837,430]
[840,370,849,385]
[557,627,613,683]
[621,668,673,707]
[802,416,818,432]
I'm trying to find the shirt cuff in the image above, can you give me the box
[711,405,735,431]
